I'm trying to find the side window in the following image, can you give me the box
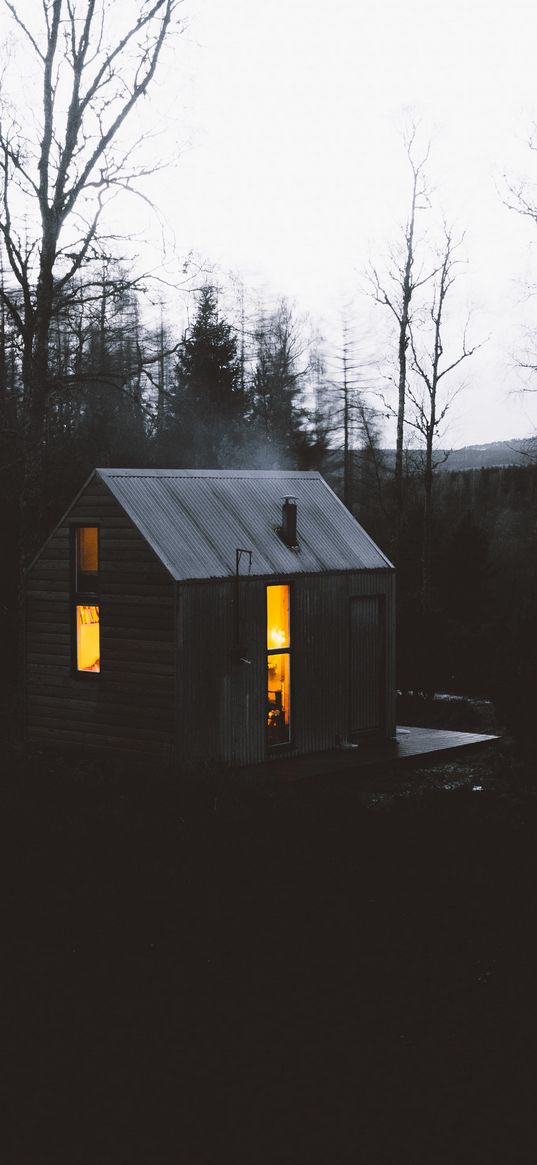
[266,584,291,746]
[76,526,98,591]
[73,527,100,674]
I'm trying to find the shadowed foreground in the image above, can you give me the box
[2,741,536,1163]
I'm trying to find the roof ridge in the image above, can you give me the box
[97,468,321,478]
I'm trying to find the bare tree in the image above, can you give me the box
[503,131,537,460]
[406,226,481,615]
[0,0,179,561]
[339,318,356,511]
[370,124,435,517]
[503,123,537,234]
[325,314,378,511]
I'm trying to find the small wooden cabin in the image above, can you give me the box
[25,469,396,769]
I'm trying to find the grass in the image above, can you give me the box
[2,737,537,1163]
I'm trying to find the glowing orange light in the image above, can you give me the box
[269,626,286,648]
[77,604,100,672]
[267,653,290,741]
[266,585,290,744]
[266,585,289,650]
[77,527,98,573]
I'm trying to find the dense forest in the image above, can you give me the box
[1,272,536,741]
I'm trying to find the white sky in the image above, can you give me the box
[6,0,537,445]
[138,0,537,446]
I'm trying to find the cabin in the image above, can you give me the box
[25,468,396,769]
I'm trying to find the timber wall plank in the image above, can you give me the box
[179,567,396,769]
[25,474,175,762]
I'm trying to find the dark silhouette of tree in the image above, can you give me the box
[370,124,435,518]
[250,299,311,466]
[41,262,154,508]
[299,338,332,471]
[406,225,480,617]
[323,313,381,511]
[168,285,245,466]
[0,0,179,563]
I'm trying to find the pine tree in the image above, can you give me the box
[170,286,245,465]
[250,300,309,466]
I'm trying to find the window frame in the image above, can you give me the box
[75,525,100,593]
[70,525,101,678]
[266,580,293,750]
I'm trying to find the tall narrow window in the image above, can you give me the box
[76,604,100,672]
[73,527,100,674]
[266,584,291,746]
[76,526,98,590]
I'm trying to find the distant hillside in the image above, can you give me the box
[322,437,537,497]
[322,438,537,498]
[379,436,537,472]
[434,437,536,471]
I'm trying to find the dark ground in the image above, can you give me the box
[2,731,537,1163]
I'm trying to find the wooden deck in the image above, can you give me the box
[240,726,498,783]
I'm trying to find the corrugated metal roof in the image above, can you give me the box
[96,468,393,581]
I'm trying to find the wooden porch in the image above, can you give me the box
[240,726,498,783]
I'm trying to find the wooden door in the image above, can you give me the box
[349,596,383,735]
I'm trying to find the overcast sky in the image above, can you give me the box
[134,0,537,447]
[7,0,537,447]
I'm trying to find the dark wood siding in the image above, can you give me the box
[177,577,266,769]
[292,570,396,755]
[25,475,175,761]
[178,568,396,768]
[349,595,383,734]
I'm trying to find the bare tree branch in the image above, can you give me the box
[0,0,182,561]
[2,1,45,61]
[367,122,435,516]
[406,222,482,615]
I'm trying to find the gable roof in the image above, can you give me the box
[96,468,393,581]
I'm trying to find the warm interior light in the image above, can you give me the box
[266,584,290,744]
[77,527,98,573]
[267,653,290,743]
[266,584,290,650]
[77,604,100,672]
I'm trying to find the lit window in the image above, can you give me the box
[76,605,100,672]
[266,585,291,745]
[76,526,99,589]
[77,527,98,572]
[72,526,100,676]
[267,582,290,650]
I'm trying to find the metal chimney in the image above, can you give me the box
[281,496,298,547]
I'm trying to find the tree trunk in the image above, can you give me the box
[420,427,435,697]
[395,316,408,517]
[157,312,166,433]
[20,346,48,568]
[422,456,433,616]
[343,347,352,510]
